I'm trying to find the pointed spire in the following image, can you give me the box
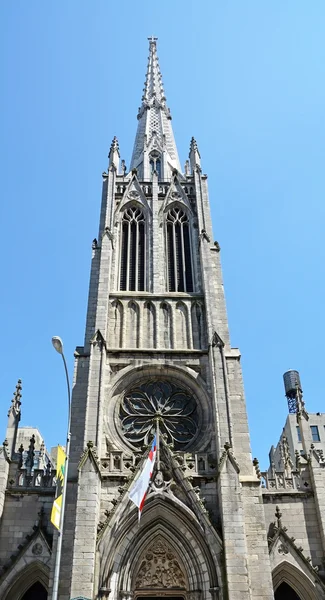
[142,37,166,105]
[130,38,181,179]
[108,136,120,170]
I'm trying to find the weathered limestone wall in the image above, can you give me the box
[0,492,53,564]
[263,493,323,566]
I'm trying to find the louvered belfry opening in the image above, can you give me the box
[166,207,193,292]
[120,206,146,291]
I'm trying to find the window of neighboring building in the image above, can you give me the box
[120,206,145,291]
[166,207,193,292]
[311,425,320,442]
[296,426,301,442]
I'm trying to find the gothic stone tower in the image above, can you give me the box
[59,38,275,600]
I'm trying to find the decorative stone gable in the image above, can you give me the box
[135,536,187,590]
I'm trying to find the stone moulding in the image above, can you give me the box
[78,441,102,478]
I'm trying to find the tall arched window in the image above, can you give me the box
[166,207,193,292]
[156,158,161,179]
[120,206,145,291]
[149,153,162,179]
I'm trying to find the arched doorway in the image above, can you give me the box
[21,581,47,600]
[2,561,50,600]
[272,561,317,600]
[275,582,301,600]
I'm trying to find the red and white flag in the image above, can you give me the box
[129,435,157,519]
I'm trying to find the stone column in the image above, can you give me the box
[69,449,101,599]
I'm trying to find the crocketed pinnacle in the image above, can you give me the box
[110,136,119,153]
[190,137,198,152]
[108,135,120,168]
[189,136,201,168]
[8,379,22,417]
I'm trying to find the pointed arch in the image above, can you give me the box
[274,582,301,599]
[149,150,162,179]
[176,301,190,349]
[159,301,172,349]
[21,582,47,600]
[98,496,221,600]
[272,561,317,600]
[3,561,49,600]
[166,206,193,293]
[143,301,156,348]
[127,301,140,348]
[191,301,205,349]
[110,299,124,348]
[120,206,146,291]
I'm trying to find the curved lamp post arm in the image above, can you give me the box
[51,336,72,600]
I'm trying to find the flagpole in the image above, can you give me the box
[156,416,160,471]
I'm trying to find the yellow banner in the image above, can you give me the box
[51,445,66,530]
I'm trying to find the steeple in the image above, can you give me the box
[130,37,181,180]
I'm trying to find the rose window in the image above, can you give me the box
[119,380,198,450]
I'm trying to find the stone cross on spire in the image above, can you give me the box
[130,37,181,179]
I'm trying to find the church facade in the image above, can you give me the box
[1,38,325,600]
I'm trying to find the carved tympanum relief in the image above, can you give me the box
[135,537,187,590]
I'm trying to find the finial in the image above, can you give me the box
[45,459,51,476]
[108,136,120,169]
[18,443,24,469]
[190,137,198,152]
[109,136,119,153]
[253,457,261,479]
[26,434,35,472]
[281,435,294,475]
[189,137,201,168]
[37,506,45,528]
[148,35,158,45]
[275,505,282,528]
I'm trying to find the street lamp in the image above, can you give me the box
[51,336,71,600]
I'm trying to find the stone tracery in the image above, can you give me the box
[119,380,198,449]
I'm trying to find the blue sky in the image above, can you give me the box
[1,1,324,467]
